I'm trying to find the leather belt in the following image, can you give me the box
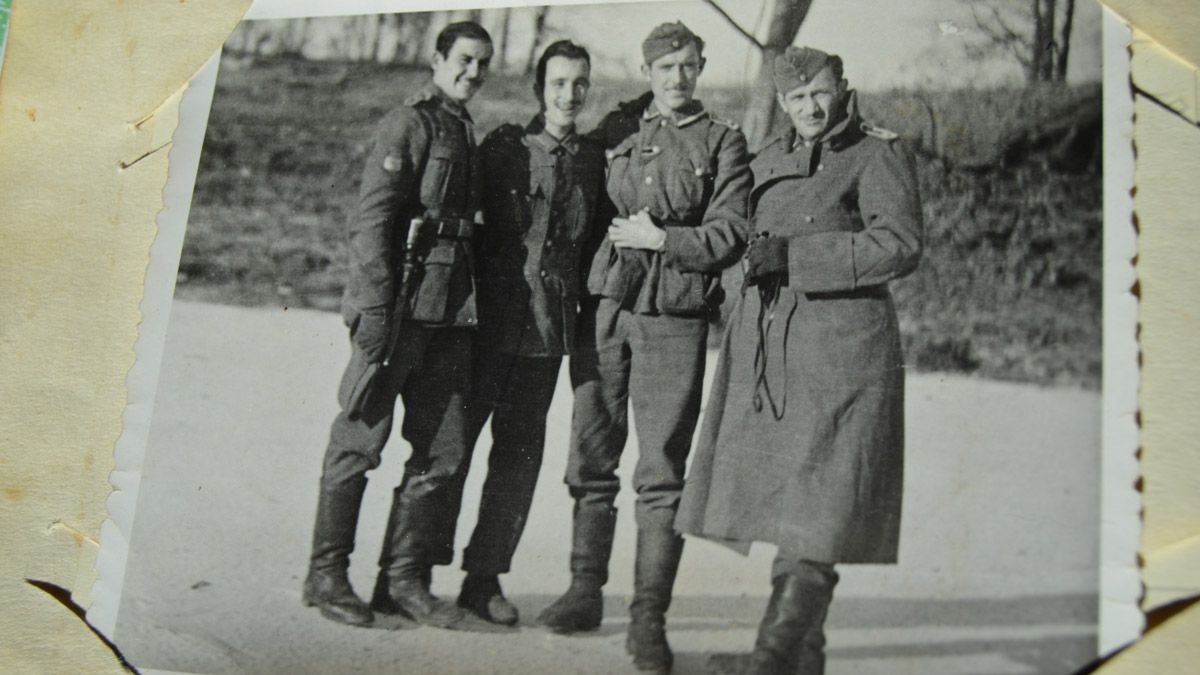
[431,217,475,240]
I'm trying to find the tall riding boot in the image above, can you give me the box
[744,565,837,675]
[369,487,463,628]
[536,502,617,633]
[302,477,373,626]
[626,510,685,674]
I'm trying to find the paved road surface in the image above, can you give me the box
[112,301,1100,674]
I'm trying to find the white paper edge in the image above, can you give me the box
[86,0,1145,665]
[87,52,221,640]
[1098,4,1144,658]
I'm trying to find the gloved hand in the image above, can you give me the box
[352,311,392,363]
[746,236,789,283]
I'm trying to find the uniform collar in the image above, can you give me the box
[525,114,579,155]
[642,97,708,128]
[410,83,474,124]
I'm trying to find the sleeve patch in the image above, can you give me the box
[382,154,404,172]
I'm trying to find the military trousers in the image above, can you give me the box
[318,321,473,572]
[566,296,708,523]
[456,346,562,576]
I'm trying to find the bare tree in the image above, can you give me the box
[968,0,1074,83]
[1056,0,1075,81]
[494,8,512,73]
[704,0,813,148]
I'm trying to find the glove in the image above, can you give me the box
[352,311,392,363]
[746,236,789,283]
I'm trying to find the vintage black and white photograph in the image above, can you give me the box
[91,0,1137,673]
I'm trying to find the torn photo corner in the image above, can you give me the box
[89,0,1140,672]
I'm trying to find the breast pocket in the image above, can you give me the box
[671,157,715,220]
[420,141,465,214]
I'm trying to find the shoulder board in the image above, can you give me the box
[861,122,899,141]
[709,115,741,132]
[402,89,438,108]
[752,131,787,156]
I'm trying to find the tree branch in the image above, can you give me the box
[701,0,765,52]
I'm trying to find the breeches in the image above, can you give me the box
[566,297,708,522]
[320,323,472,565]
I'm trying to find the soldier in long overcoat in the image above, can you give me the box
[676,47,923,674]
[302,22,492,631]
[536,22,751,674]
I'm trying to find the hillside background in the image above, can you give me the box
[175,4,1103,389]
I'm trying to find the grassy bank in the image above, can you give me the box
[179,56,1101,388]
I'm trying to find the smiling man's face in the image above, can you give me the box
[541,55,591,132]
[431,37,493,104]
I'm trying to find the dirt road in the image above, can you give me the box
[111,301,1100,674]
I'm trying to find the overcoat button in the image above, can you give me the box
[645,176,654,184]
[817,163,824,171]
[804,216,814,223]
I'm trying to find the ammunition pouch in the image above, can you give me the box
[406,216,478,326]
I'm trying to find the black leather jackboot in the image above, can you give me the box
[369,488,463,628]
[302,478,373,626]
[744,566,837,675]
[625,511,685,674]
[537,502,618,633]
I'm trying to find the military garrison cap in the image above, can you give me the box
[642,22,705,65]
[772,46,843,94]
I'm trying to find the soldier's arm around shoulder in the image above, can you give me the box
[346,107,429,314]
[785,133,923,293]
[660,121,752,273]
[478,123,525,206]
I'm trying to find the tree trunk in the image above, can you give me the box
[525,7,549,75]
[1040,0,1057,81]
[741,0,814,149]
[495,8,511,73]
[1056,0,1075,81]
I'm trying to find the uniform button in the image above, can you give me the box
[652,145,661,153]
[804,215,815,223]
[544,240,553,249]
[660,120,668,127]
[540,270,548,278]
[645,176,654,185]
[817,163,825,171]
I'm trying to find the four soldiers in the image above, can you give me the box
[307,18,920,675]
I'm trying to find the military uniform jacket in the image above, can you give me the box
[585,92,751,316]
[476,116,607,356]
[676,93,923,564]
[340,83,481,329]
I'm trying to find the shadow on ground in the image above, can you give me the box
[505,592,1098,675]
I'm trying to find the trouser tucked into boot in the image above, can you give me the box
[626,507,686,673]
[537,501,618,633]
[370,485,464,628]
[745,557,839,675]
[303,476,373,626]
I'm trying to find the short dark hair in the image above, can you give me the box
[534,40,592,100]
[434,21,492,58]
